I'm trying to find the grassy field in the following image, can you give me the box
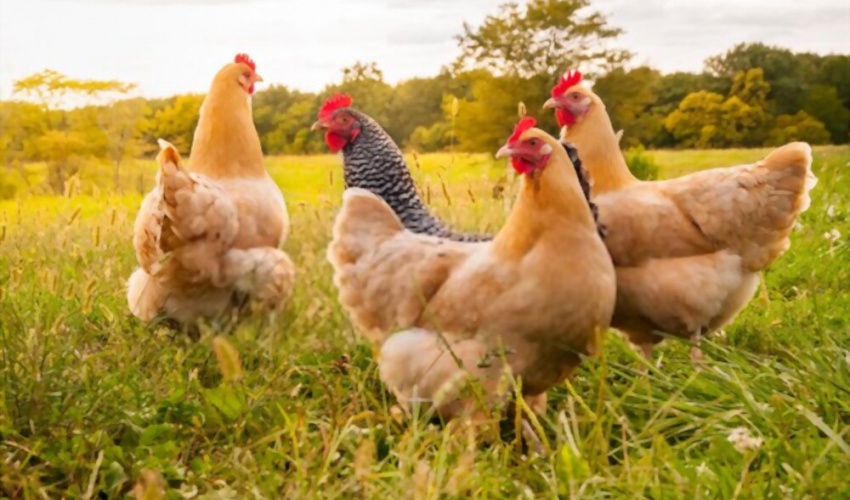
[1,147,849,498]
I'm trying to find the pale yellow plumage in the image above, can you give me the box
[328,128,616,420]
[127,57,295,324]
[559,86,816,354]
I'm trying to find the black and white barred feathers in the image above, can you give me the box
[340,109,488,242]
[338,108,604,241]
[562,142,606,239]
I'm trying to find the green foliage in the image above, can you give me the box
[408,121,453,152]
[592,67,662,147]
[145,94,204,154]
[706,42,815,114]
[766,111,831,146]
[802,84,850,143]
[1,13,848,189]
[1,147,849,497]
[455,0,630,78]
[666,70,782,149]
[623,145,660,180]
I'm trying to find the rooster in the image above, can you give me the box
[327,117,615,420]
[127,54,295,324]
[543,70,816,360]
[311,93,487,242]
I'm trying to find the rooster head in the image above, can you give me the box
[311,93,362,153]
[543,69,596,128]
[496,117,554,175]
[231,53,263,95]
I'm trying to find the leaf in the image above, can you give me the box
[204,385,246,421]
[212,335,244,382]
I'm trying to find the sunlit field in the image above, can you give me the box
[1,147,849,497]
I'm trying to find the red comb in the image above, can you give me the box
[318,93,353,121]
[507,116,537,144]
[234,53,256,72]
[551,69,582,97]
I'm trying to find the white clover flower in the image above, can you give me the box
[824,228,841,243]
[826,204,836,218]
[727,427,764,453]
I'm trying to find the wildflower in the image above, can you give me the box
[826,204,836,218]
[727,427,764,453]
[824,228,841,243]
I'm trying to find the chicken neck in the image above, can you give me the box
[188,87,266,179]
[564,109,637,194]
[494,145,595,260]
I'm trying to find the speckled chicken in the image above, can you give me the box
[312,94,488,242]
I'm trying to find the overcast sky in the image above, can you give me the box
[0,0,847,99]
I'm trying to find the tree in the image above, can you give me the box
[145,94,204,154]
[450,71,550,152]
[729,68,769,107]
[100,97,150,190]
[801,85,850,143]
[455,0,630,79]
[326,62,395,140]
[766,111,830,146]
[818,55,850,109]
[12,70,134,193]
[705,43,816,115]
[664,90,726,148]
[591,66,661,147]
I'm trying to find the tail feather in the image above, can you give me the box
[328,188,405,267]
[127,268,166,322]
[762,142,816,214]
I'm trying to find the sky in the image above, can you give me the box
[0,0,848,99]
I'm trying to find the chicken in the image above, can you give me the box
[127,54,295,324]
[543,70,816,360]
[311,93,487,242]
[327,117,615,420]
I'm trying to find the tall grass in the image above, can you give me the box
[0,148,848,498]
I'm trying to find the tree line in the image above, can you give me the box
[1,0,848,197]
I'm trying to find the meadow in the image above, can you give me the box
[1,147,849,498]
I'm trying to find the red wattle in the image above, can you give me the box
[325,131,348,153]
[511,157,535,175]
[555,108,576,127]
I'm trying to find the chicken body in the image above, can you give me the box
[328,124,615,419]
[127,56,295,324]
[546,79,816,356]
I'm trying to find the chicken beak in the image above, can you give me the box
[310,120,326,132]
[254,73,264,83]
[495,145,513,159]
[542,97,559,110]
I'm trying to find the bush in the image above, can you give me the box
[624,145,660,180]
[0,168,24,200]
[766,111,832,146]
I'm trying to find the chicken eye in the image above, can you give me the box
[528,139,538,146]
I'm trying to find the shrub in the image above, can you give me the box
[624,145,660,180]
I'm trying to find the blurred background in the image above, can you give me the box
[0,0,848,197]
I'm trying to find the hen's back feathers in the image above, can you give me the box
[128,140,295,323]
[668,142,814,271]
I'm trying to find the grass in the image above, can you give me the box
[0,147,849,498]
